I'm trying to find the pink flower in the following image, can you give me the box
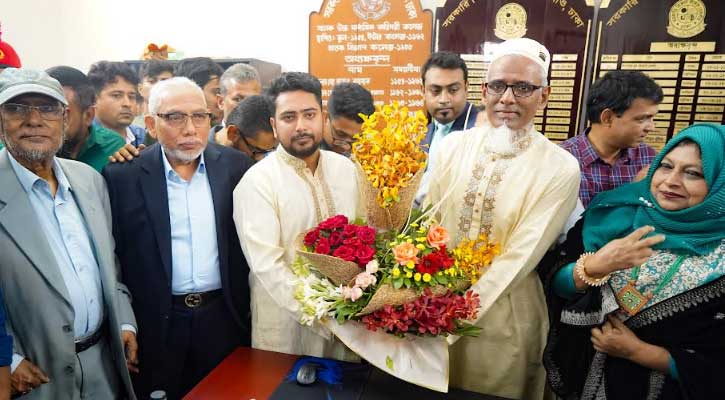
[315,237,331,255]
[341,285,363,302]
[365,259,379,274]
[392,242,419,266]
[357,226,376,245]
[426,225,449,249]
[354,272,377,289]
[332,245,356,262]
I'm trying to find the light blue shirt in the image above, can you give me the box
[8,153,103,340]
[162,149,221,294]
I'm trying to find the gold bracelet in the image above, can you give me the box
[575,252,610,287]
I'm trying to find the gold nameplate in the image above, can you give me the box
[677,105,693,112]
[601,54,619,62]
[600,62,618,70]
[550,79,575,86]
[694,113,722,121]
[552,63,577,70]
[547,117,571,125]
[545,124,570,132]
[655,113,672,120]
[553,54,578,61]
[622,54,681,62]
[548,102,573,109]
[547,109,572,117]
[550,87,574,94]
[621,62,680,70]
[701,80,725,87]
[685,54,702,62]
[551,70,577,78]
[696,105,724,112]
[650,41,716,52]
[680,88,696,96]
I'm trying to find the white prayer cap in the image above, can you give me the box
[489,38,550,73]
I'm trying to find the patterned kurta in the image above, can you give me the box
[427,124,580,399]
[233,146,360,360]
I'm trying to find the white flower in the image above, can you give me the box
[365,259,379,274]
[341,285,363,302]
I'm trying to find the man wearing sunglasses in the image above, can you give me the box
[0,68,138,399]
[103,77,253,399]
[226,95,277,162]
[421,38,580,399]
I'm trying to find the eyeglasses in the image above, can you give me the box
[485,81,543,98]
[241,135,276,158]
[329,124,356,149]
[156,112,212,128]
[0,103,65,121]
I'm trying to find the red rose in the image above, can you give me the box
[328,231,343,247]
[332,245,356,262]
[356,226,376,245]
[342,224,358,238]
[315,237,331,255]
[303,229,320,247]
[343,237,362,247]
[355,245,376,266]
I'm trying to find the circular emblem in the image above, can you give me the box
[353,0,391,21]
[667,0,706,39]
[494,3,528,40]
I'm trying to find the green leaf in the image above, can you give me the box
[393,278,404,290]
[404,278,412,288]
[385,355,394,371]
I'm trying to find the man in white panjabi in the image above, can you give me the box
[428,38,580,399]
[233,72,359,360]
[326,38,580,399]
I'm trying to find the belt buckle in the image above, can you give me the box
[184,293,203,308]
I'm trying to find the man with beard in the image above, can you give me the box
[424,38,580,399]
[233,72,359,360]
[103,77,253,399]
[88,61,146,147]
[0,68,138,399]
[43,66,126,172]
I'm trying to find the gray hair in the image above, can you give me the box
[147,76,205,114]
[219,63,260,95]
[486,55,548,87]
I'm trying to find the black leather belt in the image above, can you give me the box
[172,289,223,309]
[75,321,106,353]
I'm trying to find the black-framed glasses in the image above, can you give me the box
[485,81,543,98]
[1,103,65,121]
[241,135,275,158]
[156,112,212,128]
[329,124,356,149]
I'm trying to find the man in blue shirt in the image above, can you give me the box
[103,77,253,399]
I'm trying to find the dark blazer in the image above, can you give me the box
[421,102,479,152]
[102,143,253,369]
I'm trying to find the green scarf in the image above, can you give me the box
[583,123,725,255]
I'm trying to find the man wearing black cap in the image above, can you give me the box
[0,68,138,399]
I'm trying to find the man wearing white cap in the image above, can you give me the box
[424,38,580,398]
[0,68,138,399]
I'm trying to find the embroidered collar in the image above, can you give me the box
[277,144,312,172]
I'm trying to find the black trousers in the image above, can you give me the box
[145,295,241,400]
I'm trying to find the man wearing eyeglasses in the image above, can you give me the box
[321,82,374,156]
[421,38,580,399]
[102,77,253,399]
[0,68,138,399]
[226,95,277,162]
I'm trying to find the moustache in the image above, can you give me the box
[292,133,315,141]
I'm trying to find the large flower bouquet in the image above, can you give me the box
[293,213,498,337]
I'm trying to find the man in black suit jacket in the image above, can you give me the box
[103,77,253,399]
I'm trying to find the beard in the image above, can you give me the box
[2,129,65,164]
[159,137,206,164]
[282,132,321,159]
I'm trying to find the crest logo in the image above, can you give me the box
[353,0,391,21]
[667,0,706,39]
[494,3,527,40]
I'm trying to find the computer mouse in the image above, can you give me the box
[296,362,317,385]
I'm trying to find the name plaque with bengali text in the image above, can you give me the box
[309,0,433,111]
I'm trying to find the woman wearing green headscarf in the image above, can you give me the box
[541,123,725,399]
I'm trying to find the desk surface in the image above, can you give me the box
[184,347,510,400]
[184,347,298,400]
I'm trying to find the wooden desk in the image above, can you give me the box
[185,347,510,400]
[184,347,297,400]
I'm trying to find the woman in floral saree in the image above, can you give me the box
[542,123,725,399]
